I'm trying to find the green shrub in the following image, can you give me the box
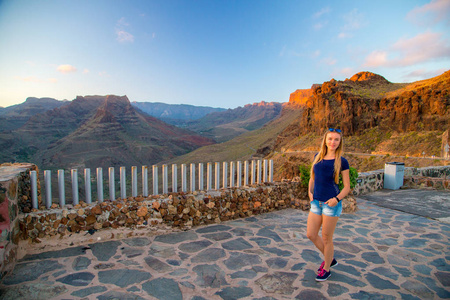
[298,165,311,188]
[339,167,358,190]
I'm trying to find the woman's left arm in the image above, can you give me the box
[337,169,351,200]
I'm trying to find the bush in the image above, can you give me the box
[299,165,359,191]
[339,167,359,190]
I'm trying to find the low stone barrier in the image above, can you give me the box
[404,166,450,190]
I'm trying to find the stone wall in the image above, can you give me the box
[0,163,38,279]
[403,166,450,190]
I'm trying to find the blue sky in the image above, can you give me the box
[0,0,449,109]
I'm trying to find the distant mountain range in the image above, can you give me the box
[0,96,282,169]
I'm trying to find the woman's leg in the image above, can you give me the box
[321,215,339,271]
[306,211,324,254]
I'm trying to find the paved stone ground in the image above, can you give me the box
[0,192,449,300]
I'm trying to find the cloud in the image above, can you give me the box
[57,64,77,73]
[363,31,450,67]
[312,7,330,30]
[320,57,337,66]
[338,8,365,38]
[14,76,57,83]
[403,68,447,80]
[407,0,450,25]
[83,69,89,74]
[116,17,134,43]
[331,67,355,79]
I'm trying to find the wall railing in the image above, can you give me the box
[29,159,274,209]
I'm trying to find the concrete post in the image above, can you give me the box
[172,164,178,193]
[207,163,212,190]
[257,160,262,184]
[198,163,204,191]
[97,167,103,203]
[181,164,187,192]
[109,167,115,201]
[251,160,256,185]
[58,169,65,207]
[30,170,38,209]
[84,168,92,204]
[190,163,196,192]
[215,162,220,190]
[162,164,168,194]
[131,166,137,197]
[263,159,268,183]
[244,161,249,186]
[152,165,158,195]
[269,159,274,182]
[120,167,126,199]
[230,161,235,188]
[142,166,148,197]
[71,169,79,205]
[223,162,228,188]
[44,170,52,208]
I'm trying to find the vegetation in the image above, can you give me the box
[298,164,358,191]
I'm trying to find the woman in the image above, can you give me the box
[306,128,351,281]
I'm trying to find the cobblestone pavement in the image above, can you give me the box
[0,195,449,300]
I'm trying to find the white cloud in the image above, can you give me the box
[320,57,337,66]
[338,8,365,39]
[83,69,89,74]
[407,0,450,25]
[363,31,450,68]
[57,64,77,73]
[403,68,447,80]
[116,17,134,43]
[313,7,331,19]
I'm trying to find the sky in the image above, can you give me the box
[0,0,449,109]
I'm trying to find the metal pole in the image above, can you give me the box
[172,164,178,193]
[162,164,168,194]
[152,165,158,195]
[181,164,187,192]
[142,166,148,197]
[71,169,79,206]
[131,166,138,197]
[109,167,115,201]
[30,170,38,209]
[44,170,52,209]
[97,167,104,203]
[84,168,91,204]
[215,162,220,190]
[58,169,65,207]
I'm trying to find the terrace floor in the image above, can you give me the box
[0,189,449,300]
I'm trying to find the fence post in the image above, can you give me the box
[223,162,228,188]
[251,160,256,185]
[44,170,52,208]
[269,159,274,182]
[152,165,158,195]
[142,166,148,197]
[71,169,79,205]
[230,161,235,188]
[109,167,115,201]
[215,162,220,190]
[120,167,126,199]
[131,166,137,197]
[198,163,204,191]
[190,163,196,192]
[97,167,103,203]
[181,164,187,192]
[257,160,262,184]
[263,159,268,183]
[58,169,65,207]
[84,168,91,204]
[236,161,242,187]
[162,164,168,194]
[172,164,178,193]
[207,163,212,190]
[30,170,38,209]
[244,161,249,186]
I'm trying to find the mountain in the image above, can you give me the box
[131,102,226,124]
[0,95,214,169]
[0,97,69,131]
[183,101,283,143]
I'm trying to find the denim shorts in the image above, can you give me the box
[310,199,342,217]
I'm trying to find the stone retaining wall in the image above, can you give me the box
[0,163,38,279]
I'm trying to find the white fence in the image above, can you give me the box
[29,159,274,209]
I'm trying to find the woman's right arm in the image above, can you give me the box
[308,177,314,202]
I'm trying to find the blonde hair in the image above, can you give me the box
[310,129,344,184]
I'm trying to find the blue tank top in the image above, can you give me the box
[313,156,349,202]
